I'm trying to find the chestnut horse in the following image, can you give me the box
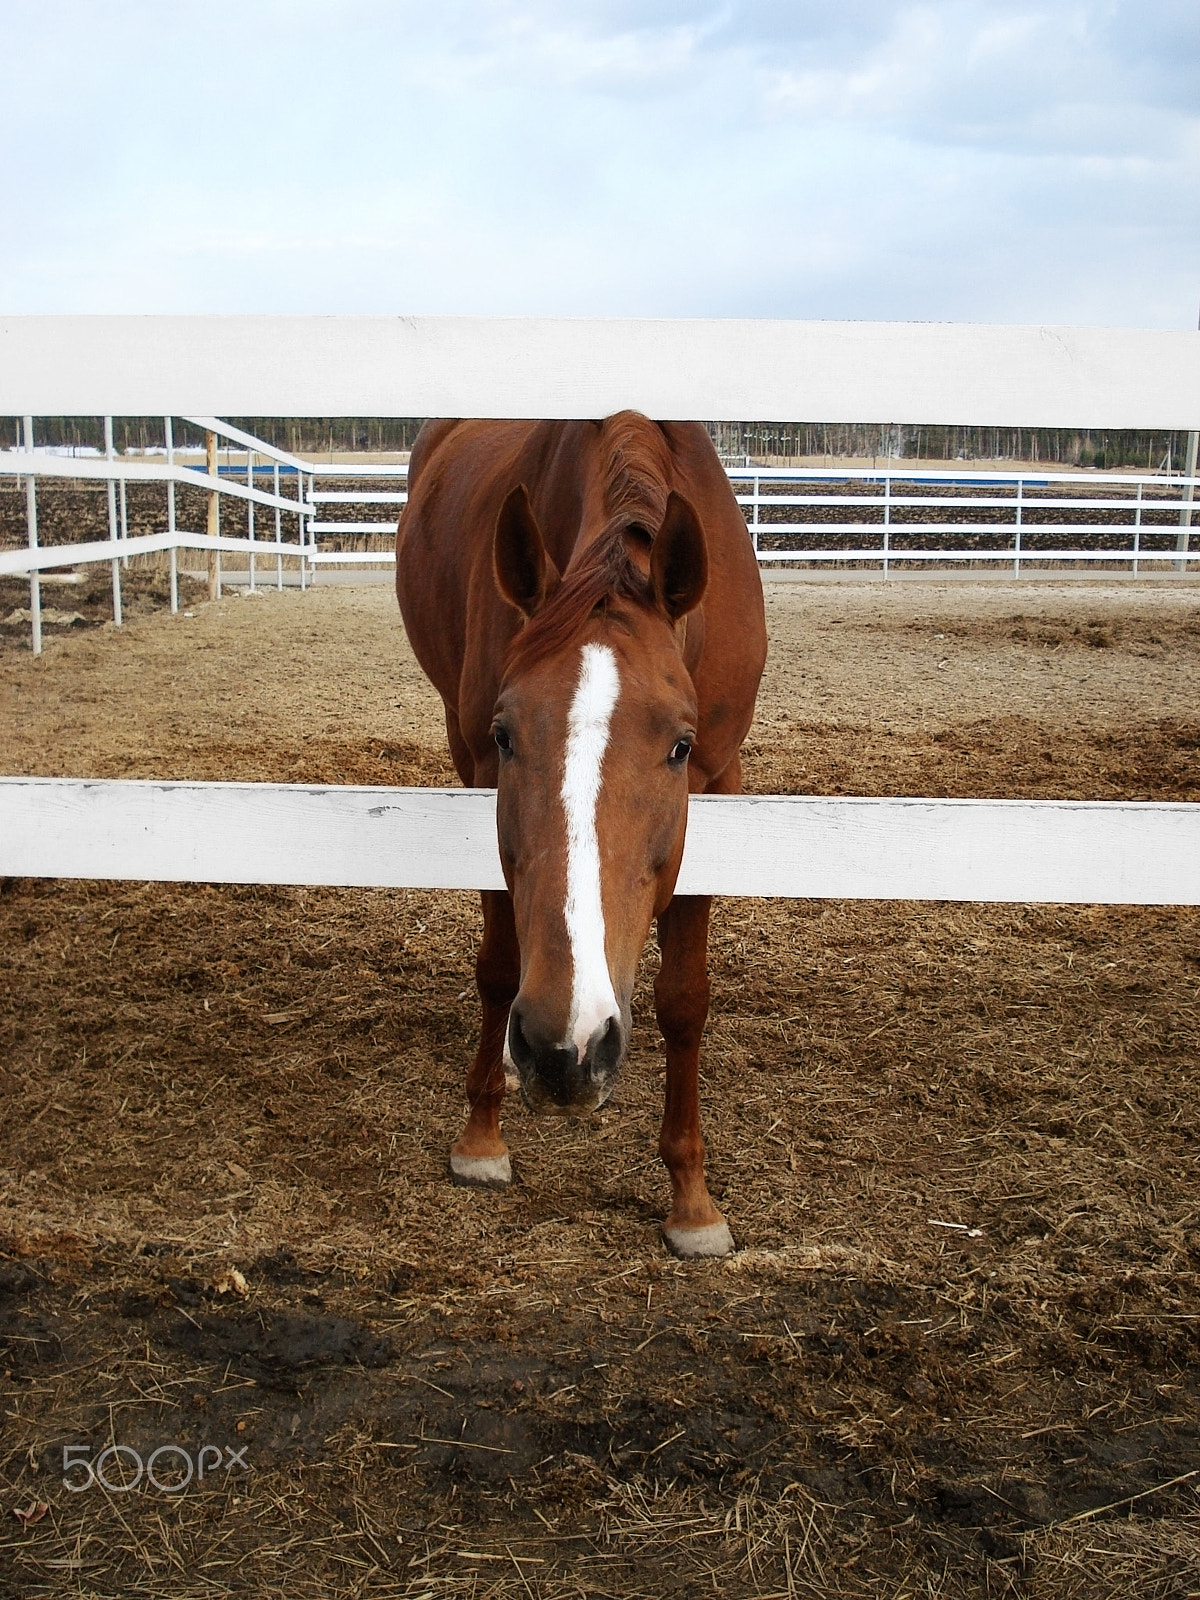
[395,413,766,1257]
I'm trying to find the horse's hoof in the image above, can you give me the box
[450,1152,512,1188]
[662,1219,734,1259]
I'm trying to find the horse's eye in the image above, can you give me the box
[668,738,692,766]
[494,725,513,756]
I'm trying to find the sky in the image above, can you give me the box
[1,0,1197,326]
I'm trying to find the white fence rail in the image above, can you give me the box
[2,780,1199,905]
[235,459,1200,575]
[5,418,1198,656]
[732,464,1200,574]
[1,415,315,650]
[3,317,1199,427]
[4,321,1197,913]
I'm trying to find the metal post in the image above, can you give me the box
[246,449,256,591]
[1177,429,1198,572]
[309,471,315,584]
[308,470,315,585]
[104,416,122,626]
[274,463,283,589]
[1133,479,1142,577]
[299,472,309,591]
[883,473,892,577]
[118,472,129,567]
[23,416,41,656]
[206,430,220,600]
[165,416,178,613]
[1014,478,1022,578]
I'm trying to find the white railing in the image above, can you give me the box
[1,415,317,653]
[4,317,1199,428]
[730,464,1199,574]
[3,779,1199,905]
[3,321,1196,919]
[241,451,1200,575]
[5,419,1199,655]
[287,463,1200,574]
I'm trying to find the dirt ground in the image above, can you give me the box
[1,578,1199,1599]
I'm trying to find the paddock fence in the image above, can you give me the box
[3,780,1199,906]
[3,319,1199,653]
[3,416,1199,657]
[3,315,1199,911]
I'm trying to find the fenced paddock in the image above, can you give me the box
[3,315,1200,650]
[1,318,1199,1599]
[4,429,1199,658]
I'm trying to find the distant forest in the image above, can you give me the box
[707,420,1195,471]
[9,415,1196,472]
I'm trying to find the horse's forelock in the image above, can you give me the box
[502,522,652,681]
[601,412,671,528]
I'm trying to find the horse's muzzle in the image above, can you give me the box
[507,1004,626,1114]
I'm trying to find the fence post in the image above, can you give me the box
[205,430,220,600]
[1133,479,1142,577]
[247,448,256,592]
[1177,429,1198,572]
[309,471,316,582]
[118,473,129,568]
[751,472,759,558]
[22,416,41,656]
[274,463,283,589]
[1014,478,1023,578]
[299,471,310,591]
[165,416,178,613]
[883,474,890,578]
[104,416,122,626]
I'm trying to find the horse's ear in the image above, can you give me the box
[494,483,560,617]
[650,491,708,621]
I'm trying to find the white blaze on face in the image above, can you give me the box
[561,642,621,1059]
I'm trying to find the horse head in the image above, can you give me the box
[490,483,708,1115]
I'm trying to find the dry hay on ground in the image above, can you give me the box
[1,580,1198,1598]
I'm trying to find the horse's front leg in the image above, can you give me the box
[654,893,733,1258]
[450,888,519,1187]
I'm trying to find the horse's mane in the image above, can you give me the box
[600,411,670,527]
[502,414,674,680]
[503,518,652,680]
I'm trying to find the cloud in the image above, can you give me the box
[0,0,1196,325]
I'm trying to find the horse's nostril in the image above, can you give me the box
[586,1014,625,1081]
[507,1006,533,1071]
[510,1004,582,1106]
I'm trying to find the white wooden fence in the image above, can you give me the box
[2,780,1199,904]
[7,432,1197,587]
[4,422,1198,664]
[2,317,1198,909]
[3,317,1199,425]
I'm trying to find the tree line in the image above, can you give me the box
[9,415,1194,472]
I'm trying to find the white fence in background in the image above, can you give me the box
[254,455,1200,576]
[4,415,1199,655]
[3,780,1199,905]
[2,317,1198,913]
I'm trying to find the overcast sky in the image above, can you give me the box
[2,0,1197,325]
